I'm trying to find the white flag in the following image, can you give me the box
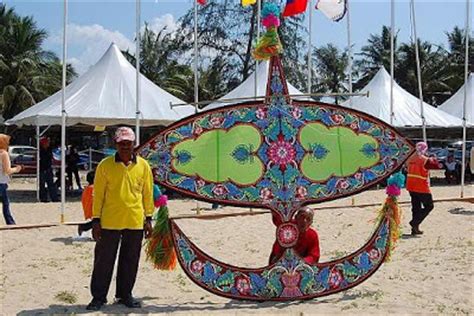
[316,0,347,22]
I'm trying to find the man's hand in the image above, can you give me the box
[92,222,101,241]
[144,220,153,239]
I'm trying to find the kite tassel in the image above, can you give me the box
[145,205,177,270]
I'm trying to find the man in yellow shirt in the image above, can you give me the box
[87,127,154,311]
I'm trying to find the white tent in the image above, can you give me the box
[6,43,194,127]
[204,60,306,110]
[341,67,463,127]
[438,73,473,125]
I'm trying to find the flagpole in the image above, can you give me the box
[307,1,313,94]
[255,0,261,98]
[460,0,470,198]
[135,0,141,145]
[390,0,395,125]
[410,0,427,144]
[194,0,199,114]
[346,0,352,107]
[60,0,67,223]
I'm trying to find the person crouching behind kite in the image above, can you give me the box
[269,207,320,265]
[406,142,441,235]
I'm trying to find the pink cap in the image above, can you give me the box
[114,127,136,143]
[416,142,428,155]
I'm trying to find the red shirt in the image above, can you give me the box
[271,227,320,264]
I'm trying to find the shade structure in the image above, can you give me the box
[438,73,473,126]
[204,60,307,110]
[6,43,194,127]
[341,67,463,127]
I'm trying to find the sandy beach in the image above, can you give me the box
[0,175,472,315]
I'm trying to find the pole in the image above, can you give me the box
[255,0,261,98]
[60,0,68,223]
[135,0,141,146]
[36,124,40,202]
[460,0,470,198]
[307,1,313,94]
[88,147,92,171]
[194,0,200,214]
[346,0,352,106]
[193,0,199,114]
[410,0,427,144]
[390,0,395,124]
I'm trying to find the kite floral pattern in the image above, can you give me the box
[139,58,414,220]
[171,213,389,301]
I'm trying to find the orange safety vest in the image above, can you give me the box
[406,155,430,193]
[81,185,94,219]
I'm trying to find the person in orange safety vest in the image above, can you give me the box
[406,142,441,235]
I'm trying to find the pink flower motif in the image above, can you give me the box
[210,116,224,128]
[296,186,307,200]
[212,184,228,196]
[193,125,203,136]
[328,269,343,288]
[277,223,299,247]
[337,179,350,190]
[368,249,380,261]
[350,122,359,130]
[256,108,267,120]
[235,276,251,295]
[267,139,296,167]
[196,179,206,188]
[260,187,273,201]
[354,172,362,180]
[291,107,302,119]
[191,260,204,273]
[331,114,345,124]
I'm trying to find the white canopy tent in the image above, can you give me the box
[6,43,193,203]
[6,43,194,127]
[341,67,463,127]
[438,73,473,126]
[204,60,307,111]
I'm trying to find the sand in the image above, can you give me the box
[0,176,473,315]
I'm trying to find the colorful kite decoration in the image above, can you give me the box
[138,52,414,300]
[253,2,283,60]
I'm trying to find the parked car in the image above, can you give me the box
[8,146,37,175]
[52,148,90,170]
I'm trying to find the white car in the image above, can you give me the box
[8,145,36,161]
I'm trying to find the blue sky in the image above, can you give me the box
[3,0,471,74]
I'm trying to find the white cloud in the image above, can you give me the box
[144,13,178,35]
[45,14,178,75]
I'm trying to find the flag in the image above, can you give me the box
[316,0,347,22]
[242,0,257,6]
[282,0,308,17]
[197,0,206,5]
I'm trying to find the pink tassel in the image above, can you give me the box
[154,195,168,208]
[262,14,280,28]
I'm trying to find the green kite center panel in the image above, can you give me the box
[300,123,379,181]
[172,124,264,185]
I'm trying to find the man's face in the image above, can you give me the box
[116,140,134,157]
[295,209,313,232]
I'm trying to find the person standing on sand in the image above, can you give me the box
[406,142,441,235]
[87,127,154,311]
[0,134,22,225]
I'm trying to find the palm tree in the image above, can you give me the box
[0,4,76,120]
[397,40,451,106]
[355,26,399,90]
[312,44,348,104]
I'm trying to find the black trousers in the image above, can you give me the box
[90,229,143,302]
[409,192,434,227]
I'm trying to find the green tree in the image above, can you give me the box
[355,26,399,90]
[312,44,348,104]
[0,4,76,120]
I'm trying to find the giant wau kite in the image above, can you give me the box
[137,2,414,301]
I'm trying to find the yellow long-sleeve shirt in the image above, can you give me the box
[92,154,154,230]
